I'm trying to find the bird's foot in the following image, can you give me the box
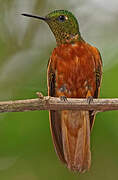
[87,96,93,104]
[60,96,68,102]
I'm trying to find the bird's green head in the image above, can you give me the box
[22,10,82,45]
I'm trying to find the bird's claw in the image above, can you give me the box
[60,96,68,102]
[87,96,93,104]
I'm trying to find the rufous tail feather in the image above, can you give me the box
[61,110,91,172]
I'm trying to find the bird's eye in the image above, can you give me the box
[58,15,67,22]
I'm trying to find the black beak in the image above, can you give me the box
[21,13,47,21]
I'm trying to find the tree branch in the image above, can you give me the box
[0,95,118,113]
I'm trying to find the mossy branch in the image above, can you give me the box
[0,93,118,113]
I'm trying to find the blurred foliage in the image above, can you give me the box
[0,0,118,180]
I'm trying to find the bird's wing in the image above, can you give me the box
[47,59,66,164]
[89,47,103,130]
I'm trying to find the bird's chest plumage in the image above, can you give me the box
[49,41,96,98]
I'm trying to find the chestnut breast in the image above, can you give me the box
[50,41,96,98]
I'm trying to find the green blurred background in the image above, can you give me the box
[0,0,118,179]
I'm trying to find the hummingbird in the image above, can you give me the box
[22,10,102,173]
